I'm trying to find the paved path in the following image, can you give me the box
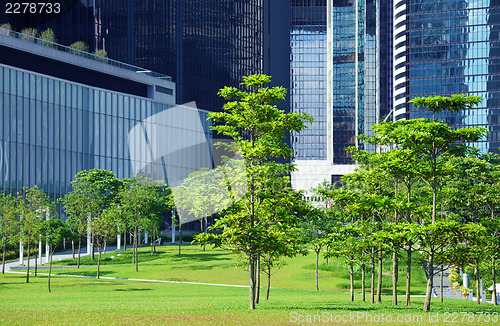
[2,246,118,272]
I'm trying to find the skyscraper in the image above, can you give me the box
[1,0,290,112]
[291,0,391,190]
[394,0,500,153]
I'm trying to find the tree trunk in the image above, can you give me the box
[492,257,497,306]
[124,231,127,250]
[26,239,30,283]
[77,239,81,269]
[423,251,434,312]
[255,255,260,305]
[475,265,480,305]
[361,263,366,302]
[392,250,398,305]
[350,262,354,302]
[315,250,320,291]
[440,266,444,303]
[97,247,102,279]
[178,224,182,256]
[48,247,53,293]
[132,228,136,265]
[377,246,382,304]
[371,247,375,303]
[72,240,75,259]
[2,237,6,274]
[406,246,412,306]
[135,227,139,272]
[249,254,256,309]
[266,265,271,300]
[103,241,107,254]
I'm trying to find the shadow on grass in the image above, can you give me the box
[168,252,233,263]
[54,270,114,277]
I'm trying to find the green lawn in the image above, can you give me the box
[0,245,498,325]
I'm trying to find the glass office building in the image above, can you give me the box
[395,0,500,152]
[291,0,393,190]
[1,1,290,112]
[0,33,212,206]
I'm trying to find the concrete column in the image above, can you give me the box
[19,241,23,265]
[463,274,469,289]
[481,291,486,303]
[117,233,121,250]
[468,289,473,301]
[144,232,148,244]
[446,288,451,299]
[457,288,461,299]
[480,279,483,293]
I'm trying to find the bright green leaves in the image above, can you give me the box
[409,94,482,115]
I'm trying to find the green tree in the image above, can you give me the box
[196,74,312,309]
[40,217,70,292]
[18,186,54,283]
[91,207,118,279]
[0,194,19,274]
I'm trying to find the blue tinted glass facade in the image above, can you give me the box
[291,0,327,160]
[400,0,500,152]
[0,64,211,206]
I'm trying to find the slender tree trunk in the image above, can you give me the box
[2,237,6,274]
[77,239,81,269]
[377,246,382,304]
[266,265,271,300]
[350,262,354,302]
[249,254,256,309]
[48,250,53,293]
[255,255,260,305]
[423,250,434,312]
[97,247,102,279]
[371,247,375,303]
[103,241,107,254]
[440,266,444,303]
[132,228,136,265]
[361,263,366,302]
[393,250,398,305]
[476,265,480,305]
[72,240,75,259]
[151,237,154,255]
[178,224,182,256]
[406,246,412,306]
[135,227,139,272]
[124,231,127,250]
[315,250,320,291]
[492,256,497,306]
[26,239,30,283]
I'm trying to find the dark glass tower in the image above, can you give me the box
[1,0,290,112]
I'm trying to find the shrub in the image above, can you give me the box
[94,49,107,58]
[40,28,57,44]
[69,41,89,53]
[20,27,39,38]
[1,23,13,30]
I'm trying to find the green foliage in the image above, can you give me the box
[409,95,482,116]
[20,27,38,38]
[94,49,107,58]
[69,41,89,53]
[39,28,57,47]
[1,23,13,30]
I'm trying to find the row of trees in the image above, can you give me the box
[0,171,171,292]
[309,96,499,311]
[187,76,498,313]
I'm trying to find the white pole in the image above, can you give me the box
[38,238,42,265]
[117,233,121,250]
[45,210,49,263]
[19,241,23,265]
[144,232,148,244]
[87,214,91,256]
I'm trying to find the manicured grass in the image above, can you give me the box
[0,245,498,325]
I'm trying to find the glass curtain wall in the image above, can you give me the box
[0,64,211,206]
[405,0,500,152]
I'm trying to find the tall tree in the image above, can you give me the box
[196,74,312,309]
[40,216,70,292]
[0,194,19,274]
[18,186,54,283]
